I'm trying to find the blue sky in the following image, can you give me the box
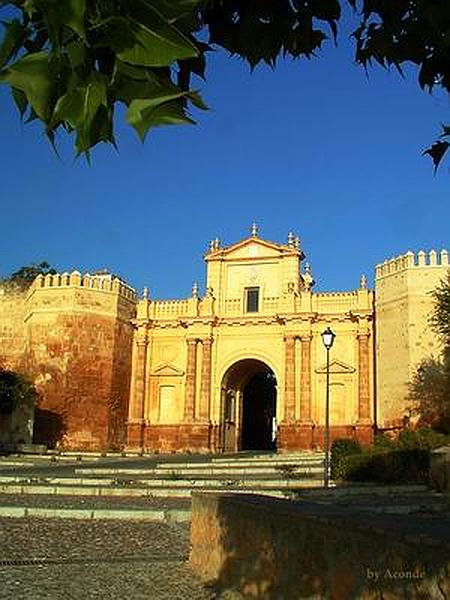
[1,16,449,299]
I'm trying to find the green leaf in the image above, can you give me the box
[127,93,194,140]
[310,0,341,22]
[93,17,136,54]
[67,41,85,68]
[51,76,109,154]
[0,19,25,69]
[141,0,202,24]
[423,140,450,173]
[57,0,86,40]
[11,86,28,118]
[118,2,199,67]
[0,51,55,119]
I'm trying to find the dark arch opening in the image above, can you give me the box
[241,370,277,451]
[221,359,277,452]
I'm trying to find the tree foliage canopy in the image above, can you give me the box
[409,353,450,433]
[409,272,450,433]
[0,261,55,290]
[0,0,449,167]
[0,370,37,414]
[430,271,450,345]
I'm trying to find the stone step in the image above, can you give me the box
[0,475,322,488]
[211,453,324,463]
[0,492,189,510]
[160,459,324,468]
[0,481,323,498]
[0,505,190,522]
[73,465,324,476]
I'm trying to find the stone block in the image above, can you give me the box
[190,493,450,600]
[430,446,450,493]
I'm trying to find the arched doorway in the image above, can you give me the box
[220,359,277,452]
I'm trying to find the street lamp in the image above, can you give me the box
[321,326,336,488]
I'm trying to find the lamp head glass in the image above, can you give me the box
[321,327,336,349]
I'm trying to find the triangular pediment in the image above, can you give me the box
[207,237,295,261]
[151,363,184,377]
[315,360,356,374]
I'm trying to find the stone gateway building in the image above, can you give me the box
[0,227,448,453]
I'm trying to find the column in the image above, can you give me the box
[284,335,296,422]
[357,332,371,422]
[130,338,148,422]
[199,337,213,421]
[184,338,198,422]
[299,335,312,422]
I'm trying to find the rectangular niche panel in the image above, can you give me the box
[159,385,176,423]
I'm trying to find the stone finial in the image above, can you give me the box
[303,262,314,291]
[294,236,300,250]
[143,287,149,300]
[441,250,449,266]
[209,238,220,252]
[192,281,199,298]
[251,222,259,238]
[287,232,295,247]
[360,274,367,290]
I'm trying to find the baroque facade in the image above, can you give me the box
[0,227,448,452]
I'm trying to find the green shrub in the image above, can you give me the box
[343,448,430,484]
[397,428,450,450]
[332,428,449,484]
[330,438,362,480]
[0,370,37,414]
[373,433,396,451]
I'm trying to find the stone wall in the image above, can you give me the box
[375,250,449,430]
[190,493,449,599]
[25,274,136,450]
[0,286,28,371]
[0,274,136,451]
[0,287,34,448]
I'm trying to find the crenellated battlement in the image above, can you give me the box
[315,291,360,298]
[29,271,137,301]
[375,249,449,279]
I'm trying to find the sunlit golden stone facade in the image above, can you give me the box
[1,228,445,452]
[127,228,376,453]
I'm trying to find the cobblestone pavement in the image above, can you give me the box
[0,519,216,600]
[0,494,190,510]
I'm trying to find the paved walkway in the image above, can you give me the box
[0,518,221,600]
[1,453,448,598]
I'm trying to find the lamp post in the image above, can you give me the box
[321,326,336,488]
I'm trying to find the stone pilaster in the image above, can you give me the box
[130,338,148,422]
[357,332,371,423]
[184,338,198,422]
[299,335,312,422]
[127,333,148,449]
[283,335,296,422]
[199,337,213,421]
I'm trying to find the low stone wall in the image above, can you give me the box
[430,446,450,493]
[190,493,450,599]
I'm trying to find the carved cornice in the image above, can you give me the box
[346,310,374,323]
[140,309,373,330]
